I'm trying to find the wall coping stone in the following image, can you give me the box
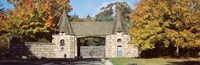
[25,42,55,45]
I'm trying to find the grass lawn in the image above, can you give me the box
[108,57,200,65]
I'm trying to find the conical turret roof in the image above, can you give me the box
[112,6,128,34]
[57,10,74,35]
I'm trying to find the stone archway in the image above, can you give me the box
[77,36,105,58]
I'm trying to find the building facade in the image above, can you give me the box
[10,8,138,59]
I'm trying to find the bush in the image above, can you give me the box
[0,34,11,57]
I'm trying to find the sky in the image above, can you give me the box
[70,0,140,18]
[0,0,14,10]
[0,0,140,18]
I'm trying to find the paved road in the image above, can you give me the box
[0,59,103,65]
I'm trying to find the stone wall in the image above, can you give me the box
[25,43,59,58]
[105,33,138,57]
[10,42,58,58]
[10,34,77,59]
[10,33,138,59]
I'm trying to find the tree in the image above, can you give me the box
[83,14,95,22]
[2,0,72,42]
[0,2,5,34]
[0,2,10,57]
[95,8,114,22]
[79,37,105,46]
[69,14,79,22]
[95,2,131,22]
[95,8,113,18]
[129,0,200,56]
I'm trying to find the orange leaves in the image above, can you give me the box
[175,38,184,44]
[21,25,28,29]
[0,22,4,32]
[129,0,200,49]
[1,0,71,40]
[180,30,190,37]
[44,15,55,30]
[0,12,7,32]
[188,41,195,47]
[30,22,35,26]
[45,15,53,24]
[43,2,52,13]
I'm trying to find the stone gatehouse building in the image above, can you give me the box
[10,8,138,59]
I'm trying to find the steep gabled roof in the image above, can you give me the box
[57,10,74,35]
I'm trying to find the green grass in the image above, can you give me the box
[108,57,200,65]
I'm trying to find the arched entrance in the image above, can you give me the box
[77,36,105,58]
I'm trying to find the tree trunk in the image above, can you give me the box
[138,47,142,57]
[175,46,179,56]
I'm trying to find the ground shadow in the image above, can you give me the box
[140,42,200,58]
[9,36,38,59]
[0,58,102,65]
[169,61,200,65]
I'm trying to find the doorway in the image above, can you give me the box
[77,36,105,58]
[117,46,122,56]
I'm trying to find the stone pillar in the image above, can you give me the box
[52,33,76,58]
[74,36,77,57]
[105,32,138,58]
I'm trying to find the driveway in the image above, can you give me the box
[0,59,103,65]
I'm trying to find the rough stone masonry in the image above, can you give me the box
[10,6,138,59]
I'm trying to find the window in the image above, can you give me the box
[117,39,122,42]
[60,39,65,46]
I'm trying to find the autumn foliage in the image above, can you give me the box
[1,0,71,41]
[129,0,200,51]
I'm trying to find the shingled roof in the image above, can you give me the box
[57,10,74,35]
[71,22,113,36]
[56,8,128,36]
[112,6,128,34]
